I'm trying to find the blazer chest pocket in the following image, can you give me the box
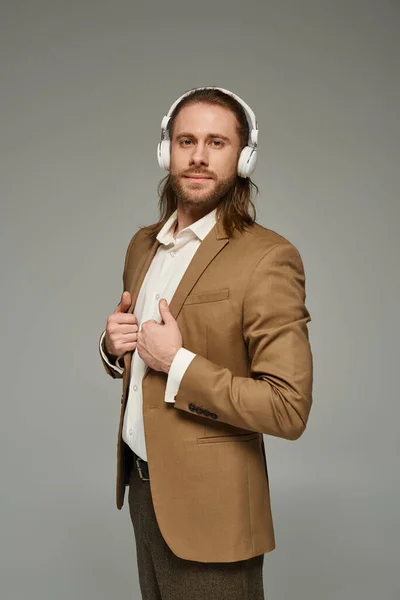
[184,288,230,305]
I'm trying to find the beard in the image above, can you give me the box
[169,170,236,212]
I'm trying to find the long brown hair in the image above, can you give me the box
[146,88,259,243]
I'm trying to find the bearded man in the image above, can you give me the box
[99,86,313,600]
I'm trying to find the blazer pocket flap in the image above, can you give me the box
[185,288,230,305]
[197,432,260,445]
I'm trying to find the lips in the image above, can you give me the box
[184,174,212,180]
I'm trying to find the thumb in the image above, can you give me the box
[159,298,174,324]
[115,291,132,313]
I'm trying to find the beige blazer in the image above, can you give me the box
[100,218,313,563]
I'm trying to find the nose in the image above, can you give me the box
[189,142,209,167]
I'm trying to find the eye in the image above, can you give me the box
[210,140,223,148]
[180,139,192,146]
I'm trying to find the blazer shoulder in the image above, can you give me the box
[127,224,157,252]
[120,225,153,273]
[236,223,307,287]
[239,222,301,257]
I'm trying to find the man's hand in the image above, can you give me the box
[137,299,182,373]
[105,291,138,359]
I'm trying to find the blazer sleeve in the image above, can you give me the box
[99,229,141,380]
[173,242,314,440]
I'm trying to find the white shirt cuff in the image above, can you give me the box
[99,330,124,375]
[164,348,197,403]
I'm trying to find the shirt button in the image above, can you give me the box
[170,251,175,257]
[155,294,160,300]
[133,385,138,391]
[129,429,133,435]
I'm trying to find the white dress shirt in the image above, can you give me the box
[100,208,218,461]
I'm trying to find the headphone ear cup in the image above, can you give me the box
[157,140,171,171]
[157,142,163,170]
[237,146,257,178]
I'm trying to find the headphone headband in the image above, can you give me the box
[162,86,258,146]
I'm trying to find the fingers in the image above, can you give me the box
[111,341,137,356]
[158,298,174,324]
[141,319,158,328]
[107,330,138,347]
[107,321,138,335]
[105,306,139,357]
[117,323,139,334]
[115,332,138,343]
[107,313,138,325]
[120,342,137,352]
[115,291,132,314]
[105,331,138,357]
[120,339,138,349]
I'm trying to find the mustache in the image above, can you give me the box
[181,169,216,179]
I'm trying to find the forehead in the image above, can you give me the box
[172,102,240,139]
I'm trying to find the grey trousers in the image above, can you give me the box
[128,457,265,600]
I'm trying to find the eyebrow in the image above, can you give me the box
[175,132,231,143]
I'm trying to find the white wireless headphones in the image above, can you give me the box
[157,86,259,178]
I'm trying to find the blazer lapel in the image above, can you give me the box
[128,239,160,313]
[168,222,229,321]
[123,237,160,373]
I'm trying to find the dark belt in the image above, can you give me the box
[133,452,150,481]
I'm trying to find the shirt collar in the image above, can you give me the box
[156,208,217,246]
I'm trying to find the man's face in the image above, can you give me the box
[169,102,241,211]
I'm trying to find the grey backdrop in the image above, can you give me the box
[1,1,399,599]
